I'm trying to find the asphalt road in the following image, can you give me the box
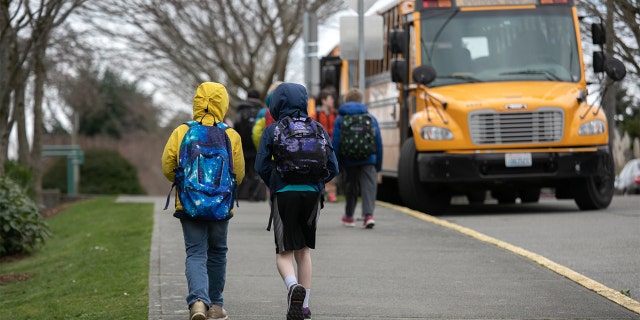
[441,195,640,303]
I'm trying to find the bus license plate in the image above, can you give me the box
[505,153,532,167]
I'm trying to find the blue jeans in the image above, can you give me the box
[180,218,229,307]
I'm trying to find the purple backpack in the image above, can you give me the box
[272,116,330,184]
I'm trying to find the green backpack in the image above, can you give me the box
[339,114,377,160]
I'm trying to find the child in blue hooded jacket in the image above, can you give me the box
[254,82,339,320]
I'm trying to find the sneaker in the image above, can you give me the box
[189,299,207,320]
[206,305,228,320]
[328,194,337,202]
[287,284,306,320]
[363,216,375,229]
[341,216,355,227]
[302,307,312,319]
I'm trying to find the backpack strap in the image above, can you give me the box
[212,121,239,208]
[266,171,276,231]
[164,121,198,210]
[222,124,240,209]
[267,207,273,231]
[163,182,175,210]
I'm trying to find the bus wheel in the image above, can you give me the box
[398,137,450,214]
[573,155,614,210]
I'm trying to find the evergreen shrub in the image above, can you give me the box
[0,176,51,257]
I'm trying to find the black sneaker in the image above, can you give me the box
[287,284,306,320]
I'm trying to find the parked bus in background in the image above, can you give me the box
[319,0,626,214]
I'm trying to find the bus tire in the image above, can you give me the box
[573,154,614,210]
[398,137,450,214]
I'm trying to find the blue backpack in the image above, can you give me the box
[164,121,237,220]
[272,115,331,184]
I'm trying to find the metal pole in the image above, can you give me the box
[73,112,80,195]
[304,12,319,96]
[604,0,616,149]
[304,12,311,92]
[358,0,365,95]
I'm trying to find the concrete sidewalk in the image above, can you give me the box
[117,196,639,320]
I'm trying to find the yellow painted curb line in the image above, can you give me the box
[378,201,640,315]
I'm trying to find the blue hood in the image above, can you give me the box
[338,102,368,115]
[269,83,308,121]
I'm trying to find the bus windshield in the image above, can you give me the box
[420,6,580,86]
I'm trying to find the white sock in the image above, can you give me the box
[284,275,298,290]
[303,289,310,308]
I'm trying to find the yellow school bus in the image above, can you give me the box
[320,0,626,213]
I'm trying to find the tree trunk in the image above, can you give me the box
[604,0,617,148]
[15,67,30,166]
[31,40,48,205]
[0,5,12,174]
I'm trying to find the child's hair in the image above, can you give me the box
[344,88,363,103]
[317,89,334,104]
[266,81,283,95]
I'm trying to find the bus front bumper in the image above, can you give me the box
[415,146,611,184]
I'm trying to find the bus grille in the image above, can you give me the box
[469,109,564,144]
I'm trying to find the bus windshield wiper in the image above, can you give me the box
[437,74,482,83]
[424,9,460,61]
[500,69,563,81]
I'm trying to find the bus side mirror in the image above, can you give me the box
[391,58,406,83]
[604,57,626,81]
[593,51,604,73]
[593,52,627,81]
[591,23,605,45]
[388,29,406,55]
[412,65,437,85]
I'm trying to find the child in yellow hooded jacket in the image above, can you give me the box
[161,82,244,320]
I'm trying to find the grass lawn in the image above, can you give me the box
[0,196,154,319]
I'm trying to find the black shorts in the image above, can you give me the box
[271,191,321,253]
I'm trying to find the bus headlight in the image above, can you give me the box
[578,120,605,135]
[421,126,454,140]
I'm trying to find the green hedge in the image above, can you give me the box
[43,148,146,195]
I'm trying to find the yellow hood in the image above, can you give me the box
[193,82,229,124]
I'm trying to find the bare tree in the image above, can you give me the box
[579,0,639,84]
[0,1,86,198]
[1,2,33,174]
[81,0,344,107]
[611,0,640,78]
[578,0,639,149]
